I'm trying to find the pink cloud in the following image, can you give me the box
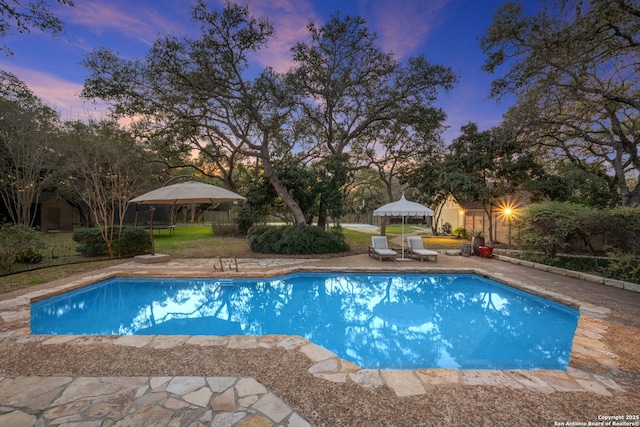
[361,0,450,59]
[62,1,186,45]
[0,62,109,120]
[244,0,318,73]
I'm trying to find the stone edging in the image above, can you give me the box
[492,253,640,293]
[0,264,625,398]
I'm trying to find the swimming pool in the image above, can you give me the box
[30,273,579,370]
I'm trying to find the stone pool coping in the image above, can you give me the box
[0,259,624,397]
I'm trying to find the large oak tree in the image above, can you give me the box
[82,3,456,225]
[481,0,640,205]
[407,123,545,243]
[288,14,456,225]
[82,1,308,223]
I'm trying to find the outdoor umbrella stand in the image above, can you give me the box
[373,193,434,261]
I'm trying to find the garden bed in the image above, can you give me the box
[494,250,640,289]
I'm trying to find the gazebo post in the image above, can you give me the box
[149,204,156,255]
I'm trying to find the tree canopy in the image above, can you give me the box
[481,0,640,206]
[0,70,61,227]
[81,2,456,226]
[60,120,153,257]
[0,0,74,54]
[287,13,455,224]
[82,1,308,222]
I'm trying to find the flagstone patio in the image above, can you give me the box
[1,253,639,426]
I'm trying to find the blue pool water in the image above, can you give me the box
[31,273,579,370]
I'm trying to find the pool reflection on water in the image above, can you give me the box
[30,273,580,370]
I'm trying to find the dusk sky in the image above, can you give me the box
[0,0,539,145]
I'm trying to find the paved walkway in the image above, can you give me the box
[1,252,639,426]
[0,375,310,426]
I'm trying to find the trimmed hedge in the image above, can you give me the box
[248,224,348,254]
[116,227,152,256]
[514,202,640,257]
[73,227,151,257]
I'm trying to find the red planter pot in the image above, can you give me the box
[479,246,493,258]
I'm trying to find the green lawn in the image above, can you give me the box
[382,225,427,234]
[0,225,466,295]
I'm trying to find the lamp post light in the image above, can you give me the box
[504,207,512,248]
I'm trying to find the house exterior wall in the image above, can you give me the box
[462,209,513,245]
[436,194,465,235]
[437,195,515,243]
[39,197,74,232]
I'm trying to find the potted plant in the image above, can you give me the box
[471,231,485,256]
[478,245,494,258]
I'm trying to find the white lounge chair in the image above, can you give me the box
[406,236,438,262]
[369,236,398,261]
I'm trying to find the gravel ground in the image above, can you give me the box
[0,335,638,427]
[1,255,639,427]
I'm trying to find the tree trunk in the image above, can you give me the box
[484,205,494,245]
[621,184,640,206]
[432,204,444,236]
[380,217,388,236]
[261,151,306,225]
[317,194,326,229]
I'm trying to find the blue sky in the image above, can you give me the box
[0,0,532,145]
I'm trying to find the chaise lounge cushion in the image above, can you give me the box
[369,236,398,261]
[406,236,438,262]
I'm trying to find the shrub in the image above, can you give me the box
[248,224,348,254]
[599,207,640,254]
[451,227,467,239]
[513,203,640,256]
[603,251,640,284]
[247,225,283,253]
[514,202,593,256]
[236,205,257,235]
[73,228,108,256]
[0,224,45,272]
[114,227,151,256]
[15,246,44,264]
[518,252,609,272]
[73,227,151,257]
